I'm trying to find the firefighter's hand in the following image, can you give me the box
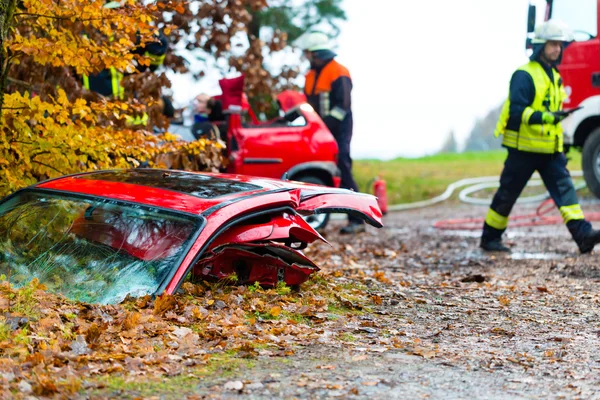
[324,115,341,135]
[542,112,567,125]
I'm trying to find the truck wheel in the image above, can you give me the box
[582,127,600,199]
[296,175,330,231]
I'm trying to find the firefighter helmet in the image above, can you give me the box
[293,31,332,52]
[532,19,574,44]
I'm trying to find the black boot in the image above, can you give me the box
[576,229,600,254]
[340,222,365,235]
[480,238,511,252]
[567,220,600,254]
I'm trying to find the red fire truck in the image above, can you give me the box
[528,0,600,197]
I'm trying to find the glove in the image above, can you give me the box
[323,115,342,136]
[542,111,567,125]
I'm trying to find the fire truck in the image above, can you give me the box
[527,0,600,197]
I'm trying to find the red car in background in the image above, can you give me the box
[199,76,341,229]
[0,169,382,304]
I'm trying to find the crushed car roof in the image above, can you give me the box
[35,169,290,215]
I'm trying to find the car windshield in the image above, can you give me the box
[0,191,201,304]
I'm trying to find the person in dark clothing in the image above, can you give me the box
[132,29,169,73]
[295,31,365,234]
[481,19,600,254]
[83,28,169,99]
[191,97,223,140]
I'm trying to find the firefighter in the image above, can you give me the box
[82,1,169,126]
[481,19,600,253]
[294,31,365,234]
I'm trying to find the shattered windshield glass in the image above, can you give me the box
[0,191,201,304]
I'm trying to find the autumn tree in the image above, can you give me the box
[0,0,348,197]
[248,0,347,43]
[164,0,347,114]
[0,0,225,197]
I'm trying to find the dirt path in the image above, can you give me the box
[4,202,600,399]
[175,202,600,400]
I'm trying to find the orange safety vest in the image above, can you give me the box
[304,60,351,118]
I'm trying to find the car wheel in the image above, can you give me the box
[582,127,600,199]
[295,175,330,231]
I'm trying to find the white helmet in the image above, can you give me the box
[103,1,121,8]
[532,19,574,44]
[293,31,332,52]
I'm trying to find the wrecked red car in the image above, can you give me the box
[0,169,382,304]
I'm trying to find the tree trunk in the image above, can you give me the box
[246,9,261,48]
[0,0,16,116]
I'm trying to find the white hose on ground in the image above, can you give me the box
[387,171,586,212]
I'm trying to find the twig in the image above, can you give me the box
[7,77,32,88]
[32,160,65,175]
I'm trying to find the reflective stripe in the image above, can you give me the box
[522,107,535,124]
[110,67,124,100]
[485,208,509,230]
[125,112,149,126]
[146,52,166,66]
[502,130,558,154]
[83,74,90,90]
[329,106,346,121]
[559,204,585,223]
[319,92,330,117]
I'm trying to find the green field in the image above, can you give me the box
[353,150,585,205]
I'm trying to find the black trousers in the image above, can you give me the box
[482,148,590,242]
[334,115,362,224]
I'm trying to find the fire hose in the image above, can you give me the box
[384,171,600,230]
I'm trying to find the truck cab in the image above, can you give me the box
[528,0,600,196]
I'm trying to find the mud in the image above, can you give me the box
[184,201,600,400]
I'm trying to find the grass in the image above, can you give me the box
[354,150,585,205]
[89,352,257,398]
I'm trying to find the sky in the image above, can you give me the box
[170,0,552,159]
[334,0,548,159]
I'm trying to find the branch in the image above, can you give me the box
[6,77,31,88]
[32,159,65,175]
[13,12,115,22]
[9,140,35,145]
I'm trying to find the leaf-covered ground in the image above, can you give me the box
[2,202,600,399]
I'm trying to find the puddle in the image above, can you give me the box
[510,252,564,260]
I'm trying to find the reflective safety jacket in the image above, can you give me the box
[82,31,168,126]
[83,67,124,100]
[304,59,352,123]
[494,61,567,153]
